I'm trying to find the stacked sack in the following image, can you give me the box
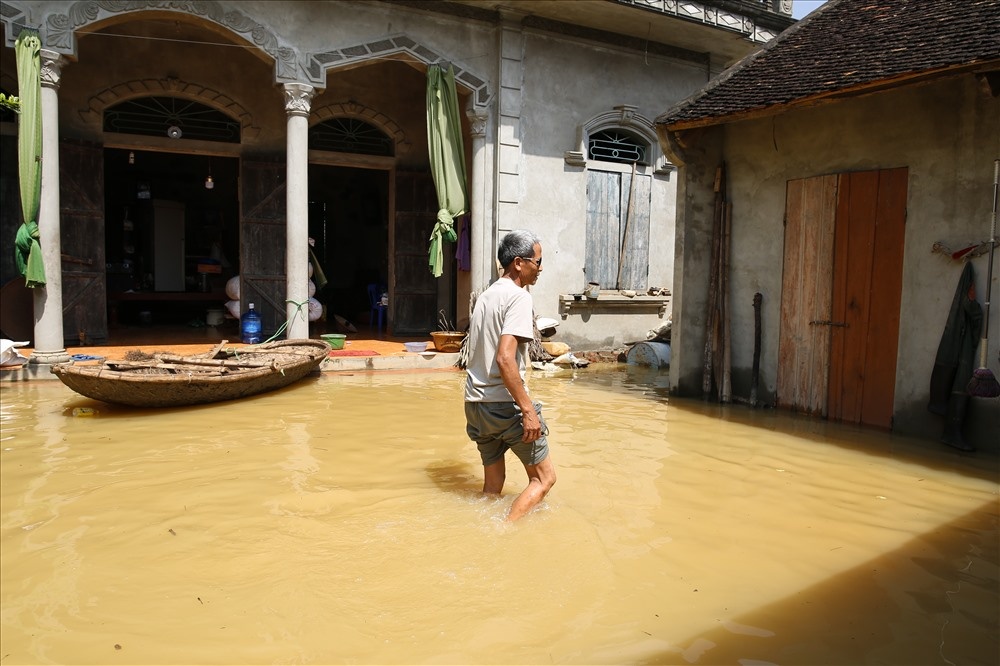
[224,271,323,322]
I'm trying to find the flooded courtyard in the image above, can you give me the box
[1,366,997,665]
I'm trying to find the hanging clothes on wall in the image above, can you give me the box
[928,261,983,415]
[455,214,471,272]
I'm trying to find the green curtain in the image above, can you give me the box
[14,29,45,288]
[426,65,468,278]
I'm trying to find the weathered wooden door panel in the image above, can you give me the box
[778,168,906,429]
[0,135,21,285]
[240,160,286,336]
[776,174,838,414]
[392,170,438,335]
[60,140,107,344]
[586,170,619,288]
[829,168,906,427]
[585,167,651,290]
[861,168,907,426]
[828,171,879,422]
[620,170,651,290]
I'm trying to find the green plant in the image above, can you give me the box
[0,93,20,113]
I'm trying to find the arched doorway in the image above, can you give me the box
[309,59,448,336]
[101,95,242,334]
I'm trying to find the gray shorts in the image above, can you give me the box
[465,400,550,467]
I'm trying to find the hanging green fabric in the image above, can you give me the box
[426,65,468,278]
[15,29,45,287]
[15,221,45,288]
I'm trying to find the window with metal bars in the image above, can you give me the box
[588,129,647,165]
[309,118,394,156]
[103,97,240,143]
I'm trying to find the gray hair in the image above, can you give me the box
[497,229,541,268]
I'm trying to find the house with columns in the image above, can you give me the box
[0,0,794,368]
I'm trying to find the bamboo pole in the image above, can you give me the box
[702,165,724,397]
[107,358,278,371]
[145,355,279,369]
[720,201,733,403]
[751,292,762,408]
[617,162,639,289]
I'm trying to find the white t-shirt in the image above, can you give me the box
[464,277,534,402]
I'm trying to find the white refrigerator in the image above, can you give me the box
[152,200,185,292]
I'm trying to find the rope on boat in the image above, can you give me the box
[225,300,310,367]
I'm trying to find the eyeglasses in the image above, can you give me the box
[520,256,542,267]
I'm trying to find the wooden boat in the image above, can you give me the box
[51,339,330,408]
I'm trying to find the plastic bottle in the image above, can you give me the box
[241,302,262,344]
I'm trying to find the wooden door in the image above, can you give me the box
[585,166,651,290]
[0,135,20,285]
[776,174,838,415]
[827,168,907,427]
[60,140,107,345]
[392,170,439,335]
[778,168,906,428]
[240,159,286,336]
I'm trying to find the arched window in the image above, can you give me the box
[565,105,672,174]
[104,97,240,143]
[309,118,394,156]
[568,106,674,291]
[588,129,648,165]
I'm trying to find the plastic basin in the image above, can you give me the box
[321,333,346,350]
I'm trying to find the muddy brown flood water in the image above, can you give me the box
[1,366,997,665]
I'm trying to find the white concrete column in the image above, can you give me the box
[495,14,525,233]
[283,83,315,340]
[466,103,491,290]
[31,49,69,366]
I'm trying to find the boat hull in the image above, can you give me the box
[51,339,330,408]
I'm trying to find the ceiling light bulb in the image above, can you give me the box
[205,175,214,189]
[167,125,182,139]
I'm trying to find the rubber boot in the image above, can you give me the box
[940,392,975,452]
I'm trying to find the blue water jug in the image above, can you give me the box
[241,302,262,344]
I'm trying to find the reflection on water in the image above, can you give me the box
[1,366,997,664]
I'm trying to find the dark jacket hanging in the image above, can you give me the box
[928,262,983,415]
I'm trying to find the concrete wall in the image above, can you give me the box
[668,73,1000,446]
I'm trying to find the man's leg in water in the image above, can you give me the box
[483,458,506,495]
[506,456,556,522]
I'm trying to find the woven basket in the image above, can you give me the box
[430,331,465,353]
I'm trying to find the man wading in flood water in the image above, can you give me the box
[464,230,556,522]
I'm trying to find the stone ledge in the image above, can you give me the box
[320,352,460,373]
[1,363,58,382]
[559,292,670,317]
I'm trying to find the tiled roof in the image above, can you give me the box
[657,0,1000,130]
